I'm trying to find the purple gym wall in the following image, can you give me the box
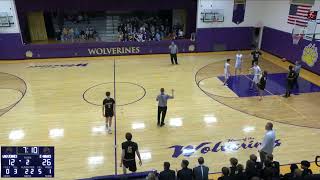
[196,27,253,52]
[261,26,320,75]
[0,33,25,60]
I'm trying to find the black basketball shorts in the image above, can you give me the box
[123,159,137,172]
[105,111,114,117]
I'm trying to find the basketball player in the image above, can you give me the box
[257,71,268,101]
[249,62,261,90]
[235,51,243,75]
[283,65,296,98]
[223,59,231,86]
[120,132,142,174]
[156,88,174,127]
[102,91,115,134]
[293,61,301,91]
[251,48,262,66]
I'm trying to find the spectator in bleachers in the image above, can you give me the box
[146,172,158,180]
[155,31,161,41]
[234,164,246,179]
[262,167,280,180]
[62,27,68,41]
[266,154,280,177]
[178,29,184,39]
[246,159,260,179]
[69,28,74,42]
[159,162,175,180]
[118,14,174,42]
[85,27,90,40]
[250,154,263,171]
[218,167,231,180]
[55,28,61,41]
[177,160,193,180]
[229,157,239,176]
[74,28,80,40]
[283,164,298,180]
[301,160,313,177]
[293,169,303,178]
[193,157,209,180]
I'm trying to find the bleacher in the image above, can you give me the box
[52,14,120,42]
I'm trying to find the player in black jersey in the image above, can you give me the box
[283,66,296,98]
[102,92,115,134]
[120,132,142,174]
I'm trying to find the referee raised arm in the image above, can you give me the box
[156,88,174,127]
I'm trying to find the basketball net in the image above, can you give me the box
[292,21,305,45]
[292,34,303,45]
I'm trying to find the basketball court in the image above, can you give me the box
[1,51,320,179]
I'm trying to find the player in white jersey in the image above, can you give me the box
[249,62,261,89]
[223,59,231,86]
[235,51,243,76]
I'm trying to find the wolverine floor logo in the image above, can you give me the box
[169,137,281,158]
[28,63,88,68]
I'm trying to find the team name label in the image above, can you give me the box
[88,47,140,55]
[169,137,281,158]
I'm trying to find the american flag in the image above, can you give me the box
[287,3,312,27]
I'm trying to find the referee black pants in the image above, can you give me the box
[157,106,167,125]
[170,54,178,64]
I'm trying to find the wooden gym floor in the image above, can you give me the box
[0,51,319,180]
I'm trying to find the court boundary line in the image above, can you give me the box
[194,62,320,130]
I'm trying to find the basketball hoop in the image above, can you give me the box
[292,34,303,45]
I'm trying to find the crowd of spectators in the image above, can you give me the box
[53,12,99,42]
[117,16,185,42]
[144,155,316,180]
[55,26,98,42]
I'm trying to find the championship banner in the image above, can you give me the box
[232,0,246,25]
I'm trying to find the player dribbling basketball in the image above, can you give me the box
[102,91,115,134]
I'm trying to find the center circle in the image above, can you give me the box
[83,82,146,106]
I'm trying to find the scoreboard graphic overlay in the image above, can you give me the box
[1,146,54,178]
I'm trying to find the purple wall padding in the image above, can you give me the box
[21,39,196,59]
[0,33,25,60]
[0,26,256,60]
[196,27,254,52]
[261,26,320,75]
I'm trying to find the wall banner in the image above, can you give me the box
[232,0,246,25]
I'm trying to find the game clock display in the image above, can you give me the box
[1,146,54,178]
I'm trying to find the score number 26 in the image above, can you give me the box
[42,159,51,166]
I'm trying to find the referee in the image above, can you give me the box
[156,88,174,127]
[169,41,179,65]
